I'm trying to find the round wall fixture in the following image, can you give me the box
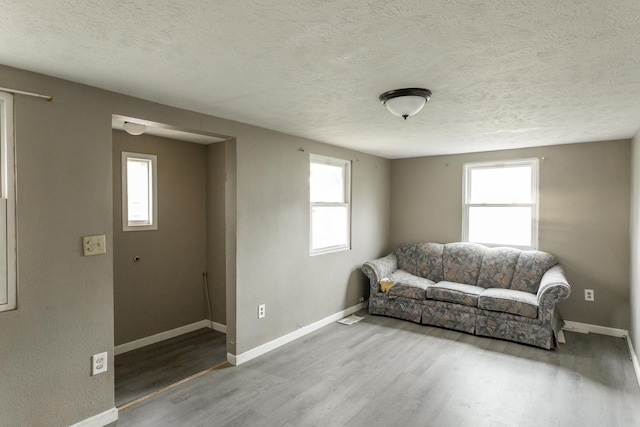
[123,122,147,136]
[379,88,432,120]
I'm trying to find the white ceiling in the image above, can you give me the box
[2,1,640,159]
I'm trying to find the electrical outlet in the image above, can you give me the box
[585,289,595,301]
[83,234,106,256]
[258,304,266,319]
[92,352,108,375]
[359,296,365,303]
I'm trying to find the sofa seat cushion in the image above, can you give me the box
[386,270,434,300]
[478,288,538,319]
[426,281,483,307]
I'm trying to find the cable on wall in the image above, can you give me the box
[0,86,53,102]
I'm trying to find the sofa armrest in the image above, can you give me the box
[362,253,397,294]
[537,265,571,304]
[536,265,571,322]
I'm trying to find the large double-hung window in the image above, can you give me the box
[0,91,16,312]
[463,159,538,250]
[310,154,351,255]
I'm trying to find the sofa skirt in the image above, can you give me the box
[369,294,564,350]
[369,294,422,324]
[476,316,555,349]
[421,300,476,334]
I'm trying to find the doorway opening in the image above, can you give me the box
[111,115,236,408]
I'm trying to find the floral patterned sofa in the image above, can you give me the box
[361,242,571,349]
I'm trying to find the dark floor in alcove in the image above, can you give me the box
[115,328,227,407]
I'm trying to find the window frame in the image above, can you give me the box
[462,158,539,250]
[122,152,158,231]
[309,153,351,256]
[0,91,17,313]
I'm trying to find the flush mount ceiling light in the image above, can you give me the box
[379,88,432,120]
[123,122,147,136]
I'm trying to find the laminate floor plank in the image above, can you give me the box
[116,311,640,426]
[115,328,227,407]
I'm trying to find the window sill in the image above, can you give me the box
[310,246,350,257]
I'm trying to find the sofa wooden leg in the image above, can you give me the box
[557,329,566,344]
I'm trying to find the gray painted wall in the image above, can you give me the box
[391,140,631,329]
[206,141,227,326]
[234,134,390,354]
[0,64,389,426]
[223,140,237,355]
[630,131,640,351]
[112,130,208,345]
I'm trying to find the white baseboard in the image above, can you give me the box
[210,321,227,334]
[564,320,640,388]
[628,337,640,388]
[69,407,118,427]
[563,320,628,337]
[115,320,211,355]
[227,301,367,366]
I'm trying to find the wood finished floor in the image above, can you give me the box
[115,328,227,408]
[116,311,640,426]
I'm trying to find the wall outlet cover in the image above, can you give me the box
[83,234,106,256]
[92,352,108,375]
[584,289,595,301]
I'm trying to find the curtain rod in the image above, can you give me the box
[0,86,52,102]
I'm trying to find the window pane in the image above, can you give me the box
[0,102,4,304]
[0,103,3,198]
[310,162,344,203]
[469,166,532,203]
[0,91,15,312]
[311,206,348,250]
[468,206,532,246]
[127,158,151,223]
[0,200,6,305]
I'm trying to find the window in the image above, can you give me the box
[463,159,538,249]
[0,91,16,312]
[310,154,351,255]
[122,152,157,231]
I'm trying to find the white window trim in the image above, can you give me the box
[122,152,158,231]
[309,153,351,256]
[0,91,17,313]
[462,158,539,250]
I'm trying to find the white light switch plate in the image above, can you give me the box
[83,235,106,256]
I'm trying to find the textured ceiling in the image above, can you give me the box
[2,1,640,158]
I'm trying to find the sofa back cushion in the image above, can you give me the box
[395,243,421,277]
[511,251,558,294]
[394,242,444,282]
[477,247,521,289]
[416,242,444,282]
[443,242,486,286]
